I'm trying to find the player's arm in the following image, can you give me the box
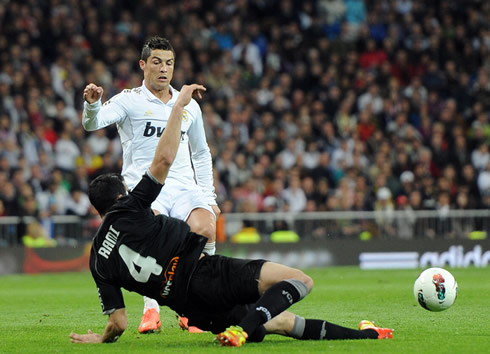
[149,84,206,184]
[70,268,127,344]
[101,308,127,342]
[82,83,127,131]
[187,105,220,216]
[69,308,127,343]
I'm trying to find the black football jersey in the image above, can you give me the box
[89,174,207,315]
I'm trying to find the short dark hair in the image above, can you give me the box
[88,173,126,216]
[141,36,175,61]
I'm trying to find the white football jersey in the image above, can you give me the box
[82,82,216,204]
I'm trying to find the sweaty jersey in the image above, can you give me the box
[90,174,207,316]
[82,82,216,205]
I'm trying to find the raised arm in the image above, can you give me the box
[82,83,127,131]
[188,106,218,206]
[149,84,206,184]
[83,83,104,104]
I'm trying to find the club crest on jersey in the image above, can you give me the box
[182,110,189,122]
[144,110,153,116]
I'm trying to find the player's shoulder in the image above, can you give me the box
[180,94,202,114]
[172,87,201,110]
[105,87,142,103]
[121,87,143,96]
[187,97,201,111]
[172,87,201,109]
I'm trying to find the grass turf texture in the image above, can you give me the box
[0,267,488,353]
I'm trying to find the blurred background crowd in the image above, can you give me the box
[0,0,490,233]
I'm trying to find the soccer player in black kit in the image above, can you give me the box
[69,84,393,347]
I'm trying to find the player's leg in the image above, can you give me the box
[217,262,313,346]
[263,311,392,340]
[168,182,217,255]
[186,207,216,255]
[168,185,217,332]
[256,261,313,295]
[138,196,172,333]
[216,262,392,346]
[217,305,392,345]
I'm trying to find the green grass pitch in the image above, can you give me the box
[0,266,488,353]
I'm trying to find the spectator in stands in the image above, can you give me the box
[65,188,91,217]
[36,173,69,216]
[230,153,252,189]
[394,195,415,239]
[18,191,56,247]
[235,179,263,213]
[435,191,454,239]
[0,181,20,216]
[278,139,300,170]
[55,129,81,173]
[87,128,110,156]
[398,171,415,198]
[358,84,383,115]
[374,187,396,238]
[0,0,489,245]
[231,34,263,77]
[477,161,490,197]
[471,142,490,172]
[282,175,307,213]
[301,140,320,170]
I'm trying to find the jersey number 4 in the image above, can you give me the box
[119,245,163,283]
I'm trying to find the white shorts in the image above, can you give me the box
[151,180,215,221]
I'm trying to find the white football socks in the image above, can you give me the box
[143,296,160,314]
[203,241,216,255]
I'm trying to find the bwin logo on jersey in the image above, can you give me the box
[143,122,185,140]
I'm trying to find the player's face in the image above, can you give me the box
[140,49,175,92]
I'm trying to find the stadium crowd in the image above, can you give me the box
[0,0,490,240]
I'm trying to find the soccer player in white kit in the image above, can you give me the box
[82,36,220,333]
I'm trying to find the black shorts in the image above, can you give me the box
[181,254,267,334]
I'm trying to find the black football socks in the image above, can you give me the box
[238,279,310,335]
[291,316,378,340]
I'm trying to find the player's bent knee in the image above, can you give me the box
[195,222,216,241]
[187,210,216,241]
[293,269,314,292]
[304,275,314,292]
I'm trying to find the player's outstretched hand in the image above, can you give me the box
[69,329,102,343]
[83,83,104,104]
[177,84,206,107]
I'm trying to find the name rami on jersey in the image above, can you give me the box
[98,225,120,259]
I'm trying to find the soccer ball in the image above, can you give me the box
[413,267,458,312]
